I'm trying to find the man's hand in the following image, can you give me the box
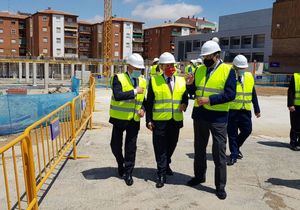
[255,113,261,118]
[197,97,210,106]
[179,104,187,112]
[137,109,145,118]
[186,74,194,85]
[289,106,296,112]
[147,122,154,131]
[136,86,144,94]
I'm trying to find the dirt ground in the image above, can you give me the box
[33,88,300,210]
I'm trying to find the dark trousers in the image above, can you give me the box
[153,120,180,177]
[228,111,252,159]
[193,119,227,190]
[110,121,139,175]
[290,110,300,146]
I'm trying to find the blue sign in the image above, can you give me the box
[81,99,86,111]
[256,75,263,79]
[270,62,280,68]
[97,75,102,79]
[50,118,60,141]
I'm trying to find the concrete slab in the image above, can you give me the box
[39,89,300,210]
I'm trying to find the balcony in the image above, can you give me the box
[79,29,92,34]
[132,38,144,43]
[65,53,78,58]
[65,33,77,38]
[79,47,90,52]
[65,43,77,48]
[171,31,181,36]
[133,28,143,33]
[79,38,91,42]
[64,22,78,28]
[133,47,143,52]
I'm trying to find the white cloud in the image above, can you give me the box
[131,0,202,21]
[123,0,135,3]
[87,15,103,23]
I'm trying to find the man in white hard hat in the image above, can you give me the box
[146,52,188,188]
[150,57,162,77]
[227,55,261,166]
[186,40,236,199]
[109,53,147,186]
[196,58,203,68]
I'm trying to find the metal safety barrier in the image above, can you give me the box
[0,76,95,210]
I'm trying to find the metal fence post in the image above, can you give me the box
[70,101,77,160]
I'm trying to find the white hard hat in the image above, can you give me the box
[126,53,145,69]
[190,59,196,65]
[153,58,159,63]
[233,54,248,69]
[212,37,220,44]
[196,58,203,64]
[200,40,221,57]
[159,52,176,64]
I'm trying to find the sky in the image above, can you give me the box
[0,0,275,27]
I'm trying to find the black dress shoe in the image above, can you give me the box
[237,151,243,159]
[156,176,166,188]
[216,189,227,200]
[118,166,125,177]
[124,174,133,186]
[227,158,237,166]
[186,177,206,186]
[290,145,299,151]
[166,166,174,176]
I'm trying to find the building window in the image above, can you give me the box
[11,20,16,25]
[11,39,16,44]
[0,19,3,24]
[67,18,73,23]
[0,29,3,34]
[56,48,61,55]
[56,16,61,20]
[11,29,16,35]
[42,16,48,21]
[56,38,61,44]
[0,48,3,53]
[0,38,3,43]
[114,33,119,36]
[43,37,48,43]
[115,24,119,27]
[114,51,119,56]
[42,27,47,32]
[114,42,119,47]
[43,48,48,54]
[11,49,17,53]
[56,27,61,33]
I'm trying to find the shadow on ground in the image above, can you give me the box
[266,178,300,190]
[257,141,290,148]
[81,167,215,194]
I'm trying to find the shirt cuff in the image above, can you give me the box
[134,89,137,96]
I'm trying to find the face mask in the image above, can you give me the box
[131,70,141,78]
[165,66,176,77]
[238,70,246,75]
[203,58,215,68]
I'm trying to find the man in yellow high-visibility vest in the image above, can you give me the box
[227,55,261,166]
[149,57,162,77]
[186,40,236,200]
[109,53,147,186]
[146,52,188,188]
[288,72,300,151]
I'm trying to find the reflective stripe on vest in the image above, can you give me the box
[152,75,186,121]
[294,73,300,106]
[194,63,231,112]
[110,73,147,121]
[230,72,254,111]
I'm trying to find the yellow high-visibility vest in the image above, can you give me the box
[150,65,162,76]
[230,72,254,111]
[194,63,231,112]
[110,73,147,121]
[294,73,300,106]
[152,75,186,121]
[185,64,196,74]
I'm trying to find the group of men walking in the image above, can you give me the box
[108,38,299,200]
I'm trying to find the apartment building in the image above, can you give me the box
[29,8,78,58]
[175,9,273,62]
[78,21,93,58]
[0,12,29,57]
[175,16,217,34]
[143,22,195,60]
[269,0,300,73]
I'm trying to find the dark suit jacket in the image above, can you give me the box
[109,73,146,129]
[146,75,189,129]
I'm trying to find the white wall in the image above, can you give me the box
[123,22,133,59]
[181,27,190,36]
[52,15,65,57]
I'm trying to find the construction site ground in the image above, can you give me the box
[7,87,300,209]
